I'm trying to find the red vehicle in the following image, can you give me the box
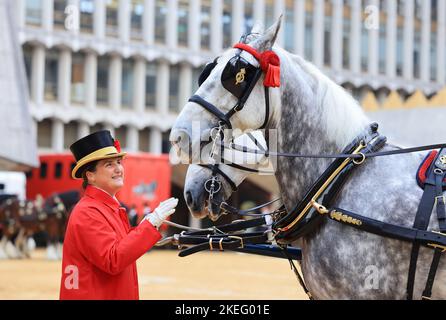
[26,152,172,221]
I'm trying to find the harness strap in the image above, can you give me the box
[189,95,233,129]
[407,150,446,300]
[420,156,446,300]
[199,164,238,192]
[281,246,313,300]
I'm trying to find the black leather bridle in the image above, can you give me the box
[188,42,277,215]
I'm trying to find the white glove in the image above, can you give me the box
[145,197,178,228]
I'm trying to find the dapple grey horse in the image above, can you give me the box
[171,19,446,299]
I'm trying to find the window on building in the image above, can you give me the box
[71,52,86,104]
[40,162,48,179]
[396,26,403,76]
[138,128,150,152]
[25,0,43,26]
[178,0,189,47]
[55,162,63,178]
[37,119,52,148]
[106,0,119,37]
[200,1,211,50]
[169,65,180,112]
[155,0,167,44]
[130,0,144,40]
[222,0,232,48]
[54,0,67,30]
[64,121,78,149]
[44,49,59,101]
[115,126,128,149]
[80,0,94,33]
[97,55,110,105]
[145,63,157,109]
[122,59,134,109]
[23,44,33,94]
[162,130,171,154]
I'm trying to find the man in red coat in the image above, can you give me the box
[60,130,178,300]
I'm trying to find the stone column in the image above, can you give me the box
[403,0,414,80]
[42,0,54,32]
[78,121,90,139]
[293,0,305,57]
[133,58,146,113]
[313,0,324,67]
[386,0,397,78]
[109,55,122,110]
[188,0,201,52]
[126,126,139,152]
[150,127,162,154]
[350,0,361,73]
[94,0,106,39]
[253,0,265,29]
[31,45,45,106]
[104,123,115,137]
[85,52,97,109]
[156,61,169,115]
[119,0,130,42]
[273,0,285,47]
[179,63,192,110]
[58,49,72,108]
[52,119,64,152]
[420,0,431,82]
[167,0,178,49]
[15,0,25,28]
[232,0,244,44]
[211,0,223,54]
[368,0,379,76]
[437,0,446,83]
[331,0,343,71]
[143,0,155,45]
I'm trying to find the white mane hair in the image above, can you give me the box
[285,50,370,149]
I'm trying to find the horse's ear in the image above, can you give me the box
[242,22,264,44]
[252,15,282,51]
[251,22,264,35]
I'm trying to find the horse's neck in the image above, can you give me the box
[273,54,369,209]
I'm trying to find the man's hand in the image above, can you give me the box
[145,197,178,228]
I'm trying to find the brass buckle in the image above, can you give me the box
[228,236,244,248]
[352,152,366,165]
[310,200,329,215]
[435,196,446,206]
[428,231,446,252]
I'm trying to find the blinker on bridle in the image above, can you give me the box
[188,42,281,215]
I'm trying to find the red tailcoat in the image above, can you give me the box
[59,186,161,300]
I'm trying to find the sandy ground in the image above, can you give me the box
[0,248,307,300]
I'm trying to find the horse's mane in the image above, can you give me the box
[281,48,370,149]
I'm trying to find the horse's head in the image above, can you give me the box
[170,18,283,164]
[183,130,272,221]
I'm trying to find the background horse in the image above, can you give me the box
[170,19,446,299]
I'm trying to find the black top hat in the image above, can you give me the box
[70,130,126,179]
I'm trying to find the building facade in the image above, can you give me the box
[16,0,446,154]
